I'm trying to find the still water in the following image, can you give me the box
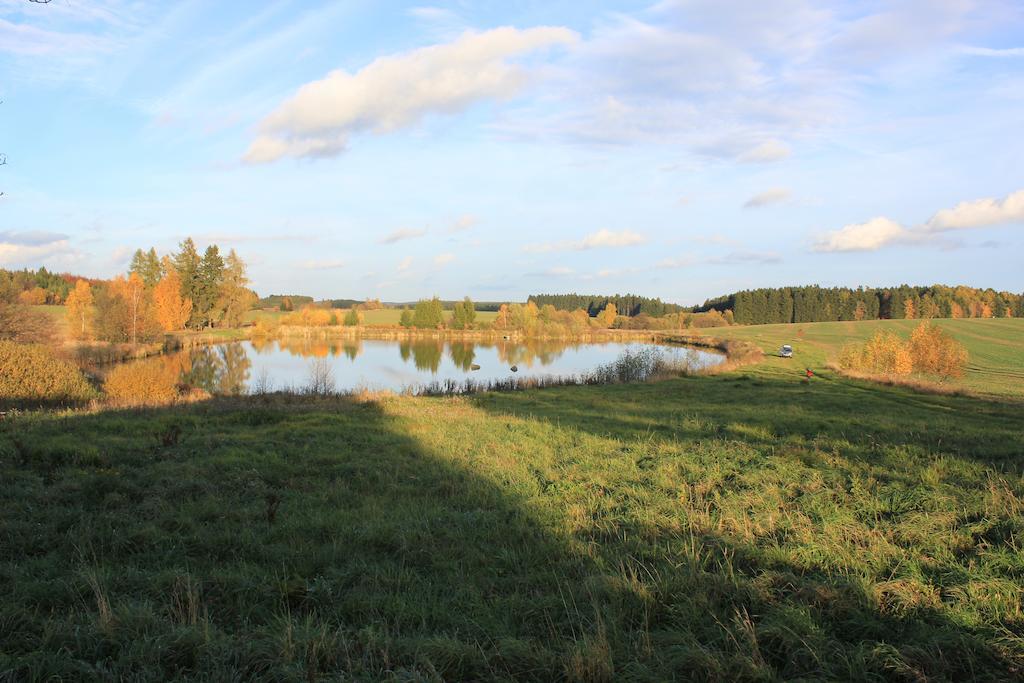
[152,337,725,395]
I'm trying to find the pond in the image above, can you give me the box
[124,337,725,395]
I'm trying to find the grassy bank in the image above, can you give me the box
[3,361,1024,679]
[680,318,1024,399]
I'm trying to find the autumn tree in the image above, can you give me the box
[343,308,360,326]
[17,286,47,305]
[111,273,157,345]
[598,302,617,327]
[64,280,94,340]
[217,249,254,328]
[902,297,917,320]
[399,307,413,328]
[153,258,192,331]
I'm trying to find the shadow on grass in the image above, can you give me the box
[0,379,1021,680]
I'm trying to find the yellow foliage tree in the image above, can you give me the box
[153,261,192,332]
[599,302,617,327]
[909,321,968,379]
[111,272,155,345]
[64,280,94,340]
[902,298,916,320]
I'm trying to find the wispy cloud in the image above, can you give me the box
[434,252,455,266]
[743,187,791,208]
[299,258,346,270]
[958,45,1024,58]
[245,26,578,163]
[397,256,413,272]
[524,228,647,253]
[380,227,427,244]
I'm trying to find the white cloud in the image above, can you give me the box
[0,236,76,266]
[380,227,427,244]
[245,26,578,163]
[815,188,1024,252]
[434,252,455,266]
[524,228,647,253]
[925,189,1024,231]
[743,187,791,208]
[813,216,913,252]
[397,256,413,272]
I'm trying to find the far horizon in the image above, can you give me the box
[1,1,1022,302]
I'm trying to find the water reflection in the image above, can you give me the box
[142,337,722,395]
[179,343,252,396]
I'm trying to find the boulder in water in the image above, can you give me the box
[470,364,481,371]
[510,365,518,372]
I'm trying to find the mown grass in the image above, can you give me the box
[693,318,1024,398]
[2,360,1023,680]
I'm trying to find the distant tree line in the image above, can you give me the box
[0,267,97,305]
[695,285,1024,325]
[257,294,314,311]
[528,293,683,317]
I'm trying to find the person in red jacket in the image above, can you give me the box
[805,368,814,378]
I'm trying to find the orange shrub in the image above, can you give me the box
[909,322,968,378]
[0,340,96,405]
[103,358,180,405]
[840,322,968,380]
[840,331,912,375]
[282,306,336,327]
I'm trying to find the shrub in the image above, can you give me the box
[840,323,968,380]
[0,303,56,344]
[104,357,180,405]
[0,340,96,406]
[909,321,968,378]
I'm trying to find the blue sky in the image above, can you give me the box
[0,0,1021,304]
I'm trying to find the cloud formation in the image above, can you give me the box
[926,189,1024,231]
[815,189,1024,252]
[743,187,791,208]
[0,231,75,266]
[433,252,456,266]
[524,228,647,253]
[245,26,578,163]
[380,228,427,244]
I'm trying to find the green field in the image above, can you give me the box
[691,317,1024,398]
[4,320,1024,679]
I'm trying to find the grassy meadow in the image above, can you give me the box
[689,317,1024,399]
[3,328,1024,679]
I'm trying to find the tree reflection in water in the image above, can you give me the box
[448,341,476,371]
[180,343,252,395]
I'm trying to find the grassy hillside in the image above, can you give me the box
[3,367,1023,679]
[691,317,1024,398]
